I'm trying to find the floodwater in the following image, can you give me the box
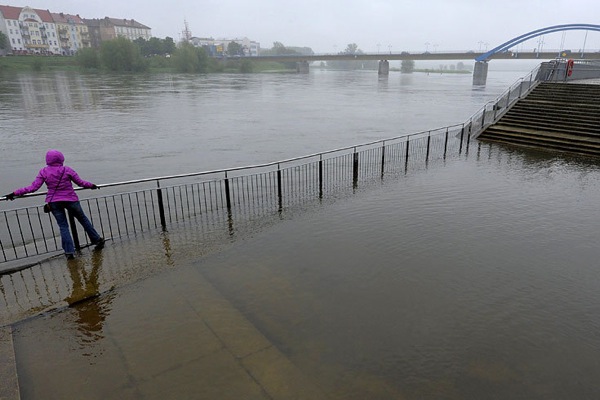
[4,62,600,398]
[0,62,534,193]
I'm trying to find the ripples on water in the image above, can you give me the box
[6,65,600,398]
[196,148,600,398]
[1,66,529,193]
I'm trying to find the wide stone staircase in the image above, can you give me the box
[478,82,600,157]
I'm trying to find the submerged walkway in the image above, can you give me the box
[1,219,329,399]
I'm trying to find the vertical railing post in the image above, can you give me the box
[277,164,282,211]
[352,149,359,189]
[224,171,232,212]
[443,128,449,159]
[380,141,385,178]
[493,98,499,120]
[156,180,167,231]
[67,210,80,250]
[466,125,472,155]
[404,136,410,172]
[482,104,488,128]
[318,155,323,199]
[518,79,523,98]
[459,124,465,154]
[425,132,431,162]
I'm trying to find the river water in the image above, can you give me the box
[5,62,600,398]
[1,61,536,192]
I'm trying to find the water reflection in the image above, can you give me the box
[16,72,99,115]
[160,231,175,267]
[65,249,114,351]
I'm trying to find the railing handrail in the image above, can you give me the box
[0,123,465,201]
[0,63,548,203]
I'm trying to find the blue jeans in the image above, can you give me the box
[50,201,102,255]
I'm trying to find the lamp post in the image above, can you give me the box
[433,43,438,53]
[388,45,392,54]
[425,42,430,52]
[377,43,381,54]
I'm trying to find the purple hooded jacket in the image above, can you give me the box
[14,150,95,202]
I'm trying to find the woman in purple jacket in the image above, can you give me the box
[5,150,105,259]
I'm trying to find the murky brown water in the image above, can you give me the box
[9,143,600,399]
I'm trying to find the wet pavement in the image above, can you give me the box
[1,224,330,400]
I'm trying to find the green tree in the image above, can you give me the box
[76,47,100,69]
[344,43,359,54]
[227,41,243,56]
[400,59,415,73]
[148,37,164,55]
[163,37,176,55]
[100,37,148,72]
[133,37,149,55]
[172,42,209,73]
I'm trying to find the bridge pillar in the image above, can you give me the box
[378,60,389,75]
[296,61,309,74]
[473,61,489,86]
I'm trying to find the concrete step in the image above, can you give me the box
[503,110,600,125]
[492,121,600,138]
[481,135,600,157]
[482,129,600,154]
[509,104,600,117]
[484,126,600,147]
[497,118,600,135]
[478,81,600,157]
[481,133,600,156]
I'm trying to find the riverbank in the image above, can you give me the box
[0,55,297,74]
[0,55,79,72]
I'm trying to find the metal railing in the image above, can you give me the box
[467,64,541,140]
[0,65,546,267]
[0,125,469,267]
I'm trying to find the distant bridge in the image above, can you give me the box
[476,24,600,62]
[224,23,600,85]
[246,51,600,63]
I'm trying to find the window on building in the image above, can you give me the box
[12,38,15,44]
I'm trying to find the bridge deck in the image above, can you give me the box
[228,52,600,62]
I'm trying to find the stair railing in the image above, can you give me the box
[468,64,541,139]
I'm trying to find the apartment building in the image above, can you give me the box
[0,5,151,54]
[84,17,151,48]
[190,36,260,56]
[51,12,90,55]
[0,5,60,54]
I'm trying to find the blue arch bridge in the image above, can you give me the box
[237,24,600,85]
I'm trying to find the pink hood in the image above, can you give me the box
[46,149,65,166]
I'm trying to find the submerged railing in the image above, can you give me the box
[0,65,544,268]
[0,125,468,267]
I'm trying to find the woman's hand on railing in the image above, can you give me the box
[3,193,16,201]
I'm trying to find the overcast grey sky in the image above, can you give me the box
[19,0,600,53]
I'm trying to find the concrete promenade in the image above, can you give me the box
[0,220,330,400]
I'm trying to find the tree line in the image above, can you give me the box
[0,37,421,74]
